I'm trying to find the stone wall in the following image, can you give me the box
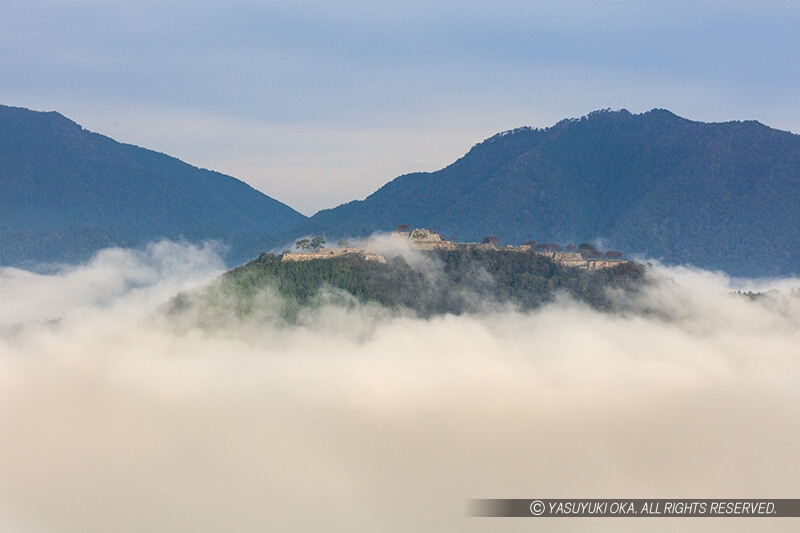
[281,230,627,270]
[585,259,626,270]
[400,230,627,270]
[281,248,387,263]
[409,240,460,251]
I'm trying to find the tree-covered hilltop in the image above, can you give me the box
[165,248,647,324]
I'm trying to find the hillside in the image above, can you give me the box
[0,104,306,266]
[300,109,800,276]
[164,244,647,325]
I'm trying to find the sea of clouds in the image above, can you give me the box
[1,240,799,532]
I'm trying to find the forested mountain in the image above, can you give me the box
[4,105,800,276]
[165,248,646,324]
[0,105,306,266]
[301,109,800,276]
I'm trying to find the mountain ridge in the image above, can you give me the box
[0,104,307,266]
[295,108,800,276]
[3,105,799,276]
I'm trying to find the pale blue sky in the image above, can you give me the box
[3,1,799,214]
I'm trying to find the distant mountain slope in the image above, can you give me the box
[0,104,306,266]
[304,109,800,276]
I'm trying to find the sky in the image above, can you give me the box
[2,1,800,215]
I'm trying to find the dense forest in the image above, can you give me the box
[165,248,647,325]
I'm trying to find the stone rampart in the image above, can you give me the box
[281,248,387,263]
[585,259,626,270]
[281,230,627,270]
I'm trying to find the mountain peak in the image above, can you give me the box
[304,109,800,276]
[0,104,307,267]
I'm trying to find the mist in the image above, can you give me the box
[1,242,799,532]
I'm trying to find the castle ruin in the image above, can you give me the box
[281,228,626,270]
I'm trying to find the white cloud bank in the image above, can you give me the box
[1,243,799,532]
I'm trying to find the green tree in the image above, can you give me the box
[295,238,310,250]
[310,236,326,251]
[578,242,602,258]
[535,242,561,251]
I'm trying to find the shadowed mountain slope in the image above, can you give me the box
[301,109,800,276]
[0,104,306,266]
